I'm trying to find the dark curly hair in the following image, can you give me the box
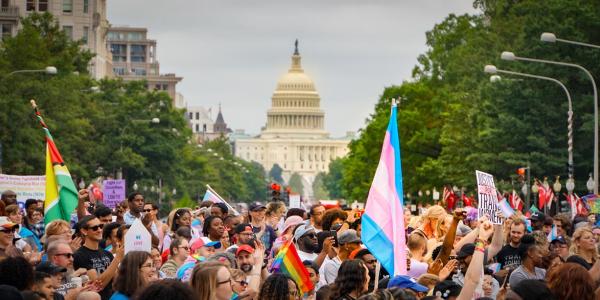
[330,259,368,299]
[517,234,537,261]
[321,209,347,231]
[0,256,34,290]
[259,273,298,300]
[202,215,223,237]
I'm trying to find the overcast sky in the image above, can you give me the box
[108,1,479,136]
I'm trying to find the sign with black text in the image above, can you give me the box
[476,170,502,224]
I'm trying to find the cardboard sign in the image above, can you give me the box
[289,194,301,209]
[0,174,46,209]
[476,170,502,224]
[102,180,126,208]
[124,219,151,254]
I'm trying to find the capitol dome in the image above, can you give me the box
[261,40,327,139]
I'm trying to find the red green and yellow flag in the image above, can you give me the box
[270,241,314,294]
[32,101,78,223]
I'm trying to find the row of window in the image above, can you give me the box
[110,44,148,63]
[112,67,147,76]
[107,32,144,42]
[62,25,88,44]
[0,23,12,40]
[26,0,89,14]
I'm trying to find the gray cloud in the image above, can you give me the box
[108,0,478,136]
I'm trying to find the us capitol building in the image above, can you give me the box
[233,41,352,199]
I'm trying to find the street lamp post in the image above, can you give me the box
[485,65,575,184]
[6,66,57,76]
[553,176,562,215]
[500,51,598,194]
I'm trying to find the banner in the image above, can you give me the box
[289,194,301,209]
[0,174,46,208]
[102,180,126,209]
[124,219,151,254]
[476,170,502,224]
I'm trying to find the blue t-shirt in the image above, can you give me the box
[109,292,129,300]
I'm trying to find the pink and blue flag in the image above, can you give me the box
[203,189,223,203]
[361,100,407,276]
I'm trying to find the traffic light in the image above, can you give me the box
[517,167,526,177]
[270,183,281,201]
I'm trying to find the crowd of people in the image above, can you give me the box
[0,188,599,300]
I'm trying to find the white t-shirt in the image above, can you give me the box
[297,250,318,262]
[318,256,341,287]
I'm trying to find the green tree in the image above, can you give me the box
[269,164,284,183]
[323,158,346,199]
[288,172,304,195]
[312,172,329,200]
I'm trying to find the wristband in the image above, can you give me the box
[475,246,485,253]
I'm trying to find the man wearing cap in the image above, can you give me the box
[236,244,257,274]
[530,211,545,232]
[294,224,330,266]
[227,223,254,253]
[248,202,276,253]
[550,236,569,260]
[191,237,222,258]
[387,275,429,298]
[36,261,68,300]
[47,241,91,298]
[318,229,362,286]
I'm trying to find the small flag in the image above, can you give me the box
[462,193,474,207]
[443,186,456,210]
[31,101,79,223]
[547,224,558,242]
[270,241,314,294]
[361,100,407,276]
[537,180,552,209]
[509,190,523,212]
[497,198,515,218]
[203,189,224,203]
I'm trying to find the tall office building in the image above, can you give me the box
[107,26,182,103]
[1,0,113,79]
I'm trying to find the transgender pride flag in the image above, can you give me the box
[361,100,407,276]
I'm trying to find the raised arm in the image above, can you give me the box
[457,220,494,300]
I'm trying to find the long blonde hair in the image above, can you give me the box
[421,205,447,240]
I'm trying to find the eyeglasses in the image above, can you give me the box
[178,246,190,251]
[141,263,155,269]
[234,280,248,287]
[86,224,104,231]
[56,253,73,258]
[217,278,232,286]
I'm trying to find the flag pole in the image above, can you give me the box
[206,184,240,216]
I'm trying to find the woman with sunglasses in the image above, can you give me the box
[160,237,190,278]
[110,251,157,300]
[230,268,256,299]
[191,261,234,300]
[0,216,21,259]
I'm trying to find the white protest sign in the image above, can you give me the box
[0,174,46,209]
[289,194,301,209]
[475,170,502,224]
[124,219,151,254]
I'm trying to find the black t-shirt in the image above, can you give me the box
[496,244,521,269]
[566,255,594,270]
[73,245,114,300]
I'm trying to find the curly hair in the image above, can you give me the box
[202,215,223,237]
[259,273,297,300]
[330,259,368,299]
[0,256,34,290]
[570,227,599,258]
[321,209,347,231]
[517,234,537,261]
[547,263,594,300]
[44,219,71,237]
[113,251,151,296]
[357,287,417,300]
[553,213,573,236]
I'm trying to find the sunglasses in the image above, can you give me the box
[144,209,153,212]
[302,233,317,239]
[234,280,248,287]
[0,227,17,233]
[86,224,104,231]
[56,253,74,258]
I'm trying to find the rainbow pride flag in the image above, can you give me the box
[270,241,314,293]
[361,99,407,276]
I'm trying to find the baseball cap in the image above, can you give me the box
[249,202,266,211]
[550,236,567,245]
[456,223,472,237]
[0,217,17,230]
[293,224,316,242]
[530,211,546,221]
[234,223,253,234]
[35,262,67,275]
[387,275,429,292]
[337,229,361,245]
[236,244,255,256]
[456,243,475,259]
[190,237,222,252]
